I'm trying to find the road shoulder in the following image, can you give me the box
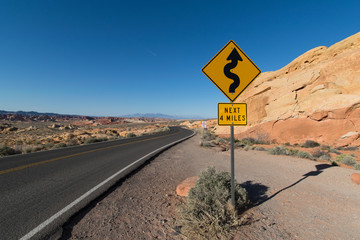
[61,134,360,240]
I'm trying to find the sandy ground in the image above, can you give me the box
[61,134,360,240]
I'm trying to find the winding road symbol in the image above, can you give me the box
[202,40,261,102]
[224,48,243,93]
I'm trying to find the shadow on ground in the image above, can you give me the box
[240,163,334,208]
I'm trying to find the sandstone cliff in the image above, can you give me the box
[215,32,360,147]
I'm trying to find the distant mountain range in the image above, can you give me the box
[0,110,71,117]
[0,110,203,120]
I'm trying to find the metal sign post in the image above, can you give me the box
[230,125,235,205]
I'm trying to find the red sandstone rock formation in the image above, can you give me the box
[216,32,360,147]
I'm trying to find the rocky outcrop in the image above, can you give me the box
[0,112,169,126]
[216,32,360,147]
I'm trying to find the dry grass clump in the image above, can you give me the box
[0,144,21,156]
[312,149,330,160]
[354,163,360,170]
[268,146,314,160]
[336,154,357,166]
[153,126,170,133]
[177,167,249,240]
[52,143,67,149]
[126,132,136,138]
[253,146,266,151]
[200,131,217,147]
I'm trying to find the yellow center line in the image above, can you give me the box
[0,131,180,175]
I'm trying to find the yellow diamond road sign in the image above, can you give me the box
[202,40,261,102]
[218,103,247,126]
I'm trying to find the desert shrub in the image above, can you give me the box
[22,145,35,153]
[303,140,320,148]
[354,163,360,170]
[268,146,284,155]
[238,137,258,146]
[319,154,331,161]
[66,139,78,146]
[84,137,97,144]
[52,143,67,149]
[126,132,136,138]
[312,150,329,159]
[44,142,55,149]
[336,154,357,166]
[0,144,21,156]
[201,141,216,148]
[177,167,249,240]
[268,146,296,156]
[13,145,23,153]
[284,142,290,146]
[343,146,359,151]
[202,131,217,141]
[320,145,331,151]
[66,134,75,140]
[268,146,314,160]
[254,146,266,151]
[336,154,348,162]
[153,126,170,133]
[215,138,229,145]
[96,137,108,142]
[14,144,43,153]
[329,148,341,155]
[244,145,250,151]
[296,151,314,160]
[32,145,44,152]
[234,142,245,148]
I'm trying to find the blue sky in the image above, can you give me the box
[1,0,359,118]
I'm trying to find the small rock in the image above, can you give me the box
[49,124,60,129]
[176,176,198,197]
[351,173,360,185]
[6,127,18,132]
[340,131,359,139]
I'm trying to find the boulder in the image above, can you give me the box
[351,173,360,185]
[176,176,198,197]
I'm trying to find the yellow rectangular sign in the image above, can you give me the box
[218,103,247,126]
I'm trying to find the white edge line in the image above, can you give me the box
[20,129,195,240]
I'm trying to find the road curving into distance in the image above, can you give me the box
[0,127,195,240]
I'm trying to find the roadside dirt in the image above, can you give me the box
[61,134,360,240]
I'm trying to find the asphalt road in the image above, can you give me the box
[0,127,194,240]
